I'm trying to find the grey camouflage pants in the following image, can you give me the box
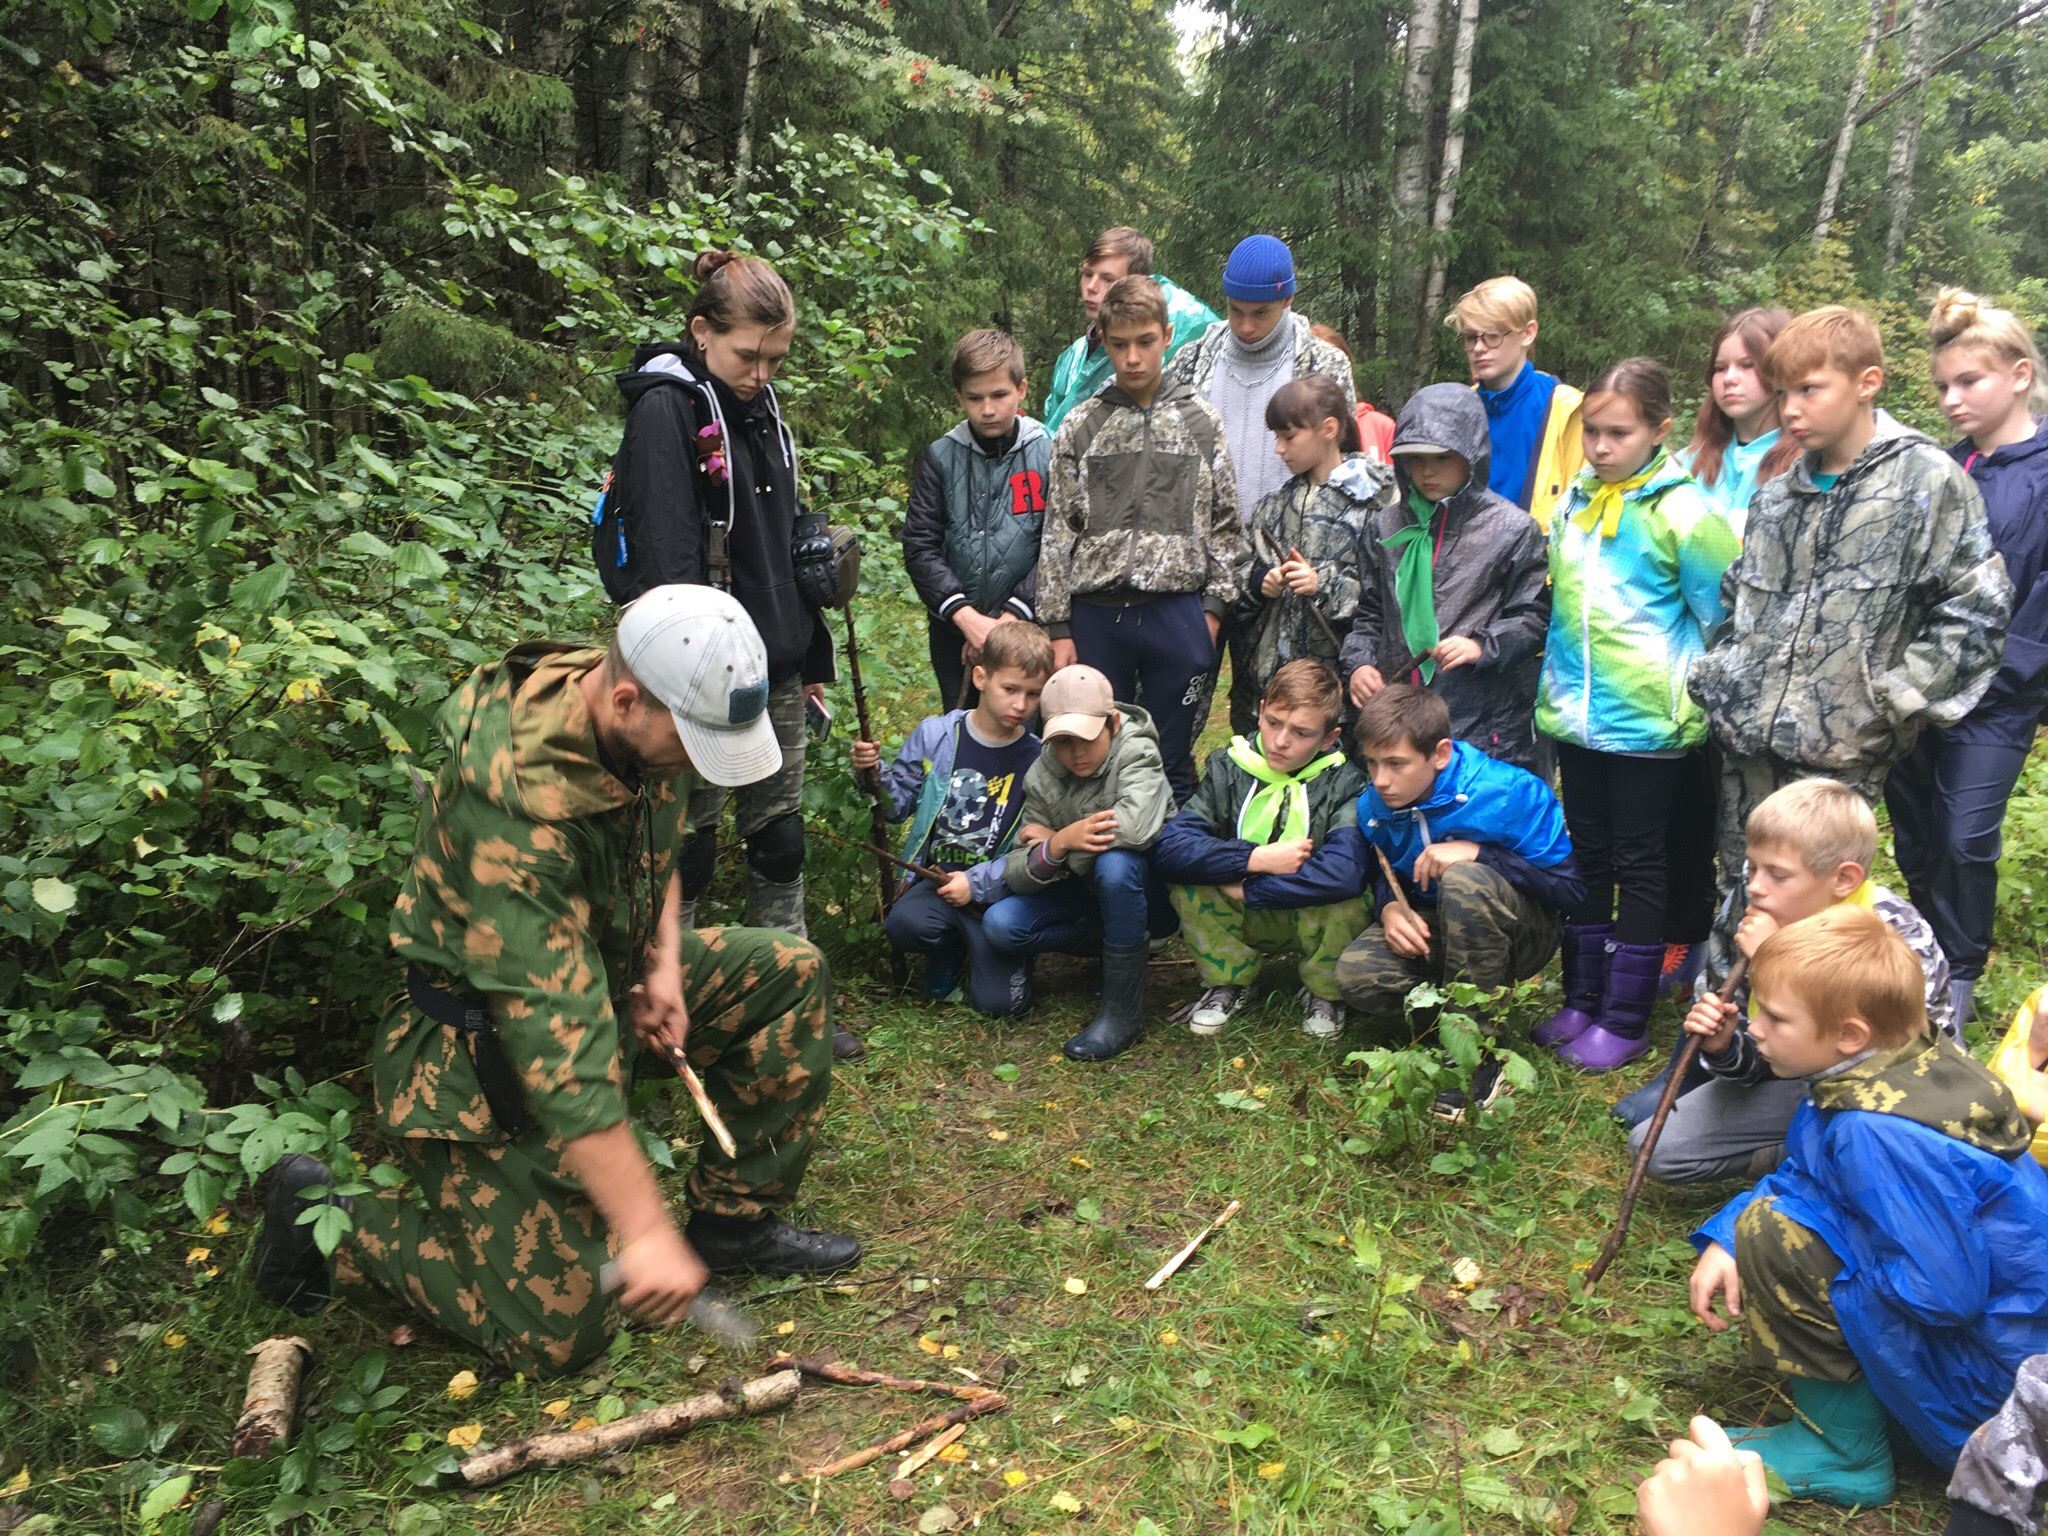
[686,676,810,936]
[1950,1354,2048,1534]
[1335,863,1559,1020]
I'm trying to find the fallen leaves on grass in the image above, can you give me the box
[1062,1277,1087,1295]
[541,1398,571,1419]
[445,1369,479,1399]
[445,1423,482,1449]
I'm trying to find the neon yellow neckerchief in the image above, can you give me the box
[1228,735,1346,844]
[1571,452,1665,539]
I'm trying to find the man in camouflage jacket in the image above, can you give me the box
[252,588,858,1377]
[1687,409,2012,977]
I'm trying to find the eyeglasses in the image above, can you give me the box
[1457,329,1509,351]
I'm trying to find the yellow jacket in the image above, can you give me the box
[1527,383,1585,534]
[1991,986,2048,1165]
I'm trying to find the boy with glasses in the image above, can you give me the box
[1446,276,1585,527]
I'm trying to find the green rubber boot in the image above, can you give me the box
[1731,1376,1895,1507]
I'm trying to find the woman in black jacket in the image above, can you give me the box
[594,252,844,1025]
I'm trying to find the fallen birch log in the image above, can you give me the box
[456,1369,800,1487]
[232,1335,315,1460]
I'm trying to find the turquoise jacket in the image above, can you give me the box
[1040,275,1220,434]
[1536,452,1739,754]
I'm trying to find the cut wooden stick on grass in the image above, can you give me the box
[1145,1198,1242,1290]
[766,1353,992,1402]
[665,1043,738,1158]
[895,1420,967,1479]
[456,1369,800,1487]
[232,1335,314,1460]
[803,1391,1010,1478]
[1583,950,1751,1291]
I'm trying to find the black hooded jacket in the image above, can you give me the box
[593,342,832,686]
[1339,383,1549,768]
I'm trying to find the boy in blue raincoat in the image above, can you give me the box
[1689,906,2048,1509]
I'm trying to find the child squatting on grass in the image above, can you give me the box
[981,662,1177,1063]
[1330,684,1586,1122]
[851,620,1054,1017]
[1686,906,2048,1509]
[1149,659,1369,1040]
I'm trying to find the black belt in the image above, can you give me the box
[406,965,530,1137]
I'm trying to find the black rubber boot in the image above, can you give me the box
[686,1213,862,1277]
[831,1023,866,1061]
[1063,942,1148,1061]
[253,1154,346,1317]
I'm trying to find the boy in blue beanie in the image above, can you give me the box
[1331,684,1585,1119]
[1174,232,1356,733]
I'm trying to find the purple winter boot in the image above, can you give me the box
[1532,923,1613,1049]
[1560,940,1662,1072]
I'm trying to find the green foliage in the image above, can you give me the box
[1336,980,1540,1165]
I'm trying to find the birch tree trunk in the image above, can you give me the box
[732,20,764,198]
[1417,0,1480,378]
[618,7,653,198]
[1386,0,1446,396]
[1813,0,1887,249]
[1883,0,1944,271]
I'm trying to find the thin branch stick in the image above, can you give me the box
[802,1392,1010,1478]
[1370,845,1417,917]
[813,823,946,885]
[232,1335,314,1460]
[456,1370,799,1487]
[666,1043,739,1158]
[1145,1198,1243,1289]
[896,1421,967,1479]
[766,1353,991,1402]
[1584,952,1751,1290]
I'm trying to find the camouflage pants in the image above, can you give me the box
[1334,863,1559,1018]
[1733,1195,1859,1384]
[685,677,810,935]
[1948,1353,2048,1531]
[339,924,833,1378]
[1168,883,1370,1003]
[1709,753,1885,985]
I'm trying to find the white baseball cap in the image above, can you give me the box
[615,585,781,787]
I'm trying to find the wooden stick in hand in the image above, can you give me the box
[1583,950,1751,1290]
[1370,845,1416,917]
[667,1043,739,1159]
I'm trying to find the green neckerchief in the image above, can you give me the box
[1380,486,1443,683]
[1573,449,1666,539]
[1227,735,1346,844]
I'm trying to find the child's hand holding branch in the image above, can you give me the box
[850,739,880,772]
[1684,993,1741,1055]
[1381,902,1433,959]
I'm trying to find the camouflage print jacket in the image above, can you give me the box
[1037,377,1242,637]
[1169,311,1356,403]
[1703,883,1954,1085]
[1687,412,2013,774]
[379,644,689,1143]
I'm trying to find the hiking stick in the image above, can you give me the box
[839,599,909,989]
[813,824,946,886]
[1583,950,1751,1290]
[1252,528,1344,653]
[665,1042,739,1158]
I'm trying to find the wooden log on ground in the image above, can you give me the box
[232,1335,314,1460]
[456,1369,800,1487]
[766,1352,991,1402]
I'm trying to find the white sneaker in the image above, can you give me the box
[1188,985,1246,1037]
[1299,991,1345,1039]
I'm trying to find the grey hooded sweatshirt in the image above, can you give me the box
[1340,383,1551,769]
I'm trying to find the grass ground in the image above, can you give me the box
[12,646,2042,1535]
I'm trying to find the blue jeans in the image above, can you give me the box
[882,879,1030,1017]
[1885,728,2033,983]
[982,849,1178,956]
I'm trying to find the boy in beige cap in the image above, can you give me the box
[983,665,1177,1060]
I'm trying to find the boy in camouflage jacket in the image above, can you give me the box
[250,589,858,1378]
[1687,307,2011,979]
[1040,275,1242,805]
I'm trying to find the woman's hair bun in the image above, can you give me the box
[1928,285,1984,347]
[695,249,735,281]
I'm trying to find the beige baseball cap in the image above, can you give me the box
[615,585,781,787]
[1040,663,1116,742]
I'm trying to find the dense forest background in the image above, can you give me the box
[4,0,2048,1449]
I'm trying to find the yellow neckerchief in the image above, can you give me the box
[1571,451,1665,540]
[1227,735,1345,844]
[1746,879,1881,1017]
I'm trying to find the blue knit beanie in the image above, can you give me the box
[1221,234,1296,302]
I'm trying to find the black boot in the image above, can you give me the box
[831,1023,866,1061]
[1063,942,1148,1061]
[253,1154,346,1317]
[686,1212,862,1277]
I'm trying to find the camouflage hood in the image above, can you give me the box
[1812,1029,2034,1158]
[436,643,635,824]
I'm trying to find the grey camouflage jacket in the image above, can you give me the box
[1687,411,2013,773]
[1168,310,1356,404]
[1703,884,1954,1084]
[1234,456,1391,687]
[1038,377,1242,637]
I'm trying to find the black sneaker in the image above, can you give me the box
[686,1213,863,1277]
[1429,1053,1508,1124]
[253,1154,346,1316]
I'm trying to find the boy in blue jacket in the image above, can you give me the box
[850,622,1053,1015]
[1332,685,1584,1119]
[1152,660,1369,1040]
[1688,907,2048,1509]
